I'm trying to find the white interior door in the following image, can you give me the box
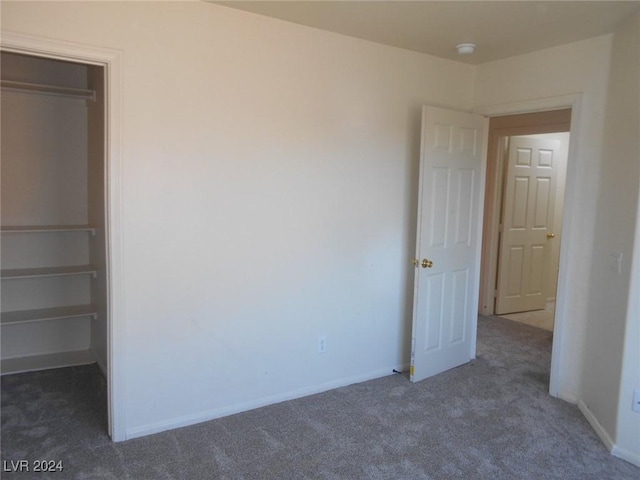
[410,106,488,383]
[495,136,561,315]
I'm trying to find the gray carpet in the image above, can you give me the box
[2,315,639,479]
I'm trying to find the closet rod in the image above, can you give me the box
[0,80,95,101]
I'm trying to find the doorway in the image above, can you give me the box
[2,31,124,441]
[478,109,572,392]
[409,107,571,384]
[480,109,572,313]
[1,51,109,428]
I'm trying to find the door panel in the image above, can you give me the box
[533,177,551,227]
[410,106,488,383]
[429,168,450,247]
[424,273,445,351]
[506,247,524,295]
[530,245,545,293]
[450,268,469,343]
[512,177,529,227]
[455,169,474,246]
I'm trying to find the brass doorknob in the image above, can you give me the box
[546,232,556,239]
[421,259,433,268]
[412,258,419,267]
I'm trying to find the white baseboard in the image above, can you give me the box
[612,445,640,467]
[126,365,407,440]
[575,400,640,467]
[577,400,615,451]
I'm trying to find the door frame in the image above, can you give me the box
[1,31,126,441]
[475,94,582,398]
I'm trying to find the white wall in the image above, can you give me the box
[619,183,640,465]
[0,93,88,225]
[1,1,475,437]
[605,12,640,464]
[475,34,613,403]
[6,2,636,453]
[476,16,640,463]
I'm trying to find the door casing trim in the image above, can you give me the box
[475,94,583,399]
[1,31,126,441]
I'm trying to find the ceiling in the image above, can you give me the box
[212,1,640,64]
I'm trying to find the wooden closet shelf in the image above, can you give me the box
[1,350,95,376]
[1,225,96,234]
[1,305,97,326]
[1,265,98,279]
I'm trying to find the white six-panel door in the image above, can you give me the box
[495,136,561,315]
[410,106,488,383]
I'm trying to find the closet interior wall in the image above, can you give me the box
[0,52,107,375]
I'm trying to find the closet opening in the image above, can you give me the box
[1,51,109,435]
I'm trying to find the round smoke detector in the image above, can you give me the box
[456,43,476,55]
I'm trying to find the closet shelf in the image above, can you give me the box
[1,305,97,326]
[1,80,95,101]
[1,225,96,235]
[1,350,95,375]
[1,265,98,280]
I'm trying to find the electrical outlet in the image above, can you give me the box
[633,389,640,413]
[318,335,327,354]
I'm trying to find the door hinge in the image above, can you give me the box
[494,289,499,298]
